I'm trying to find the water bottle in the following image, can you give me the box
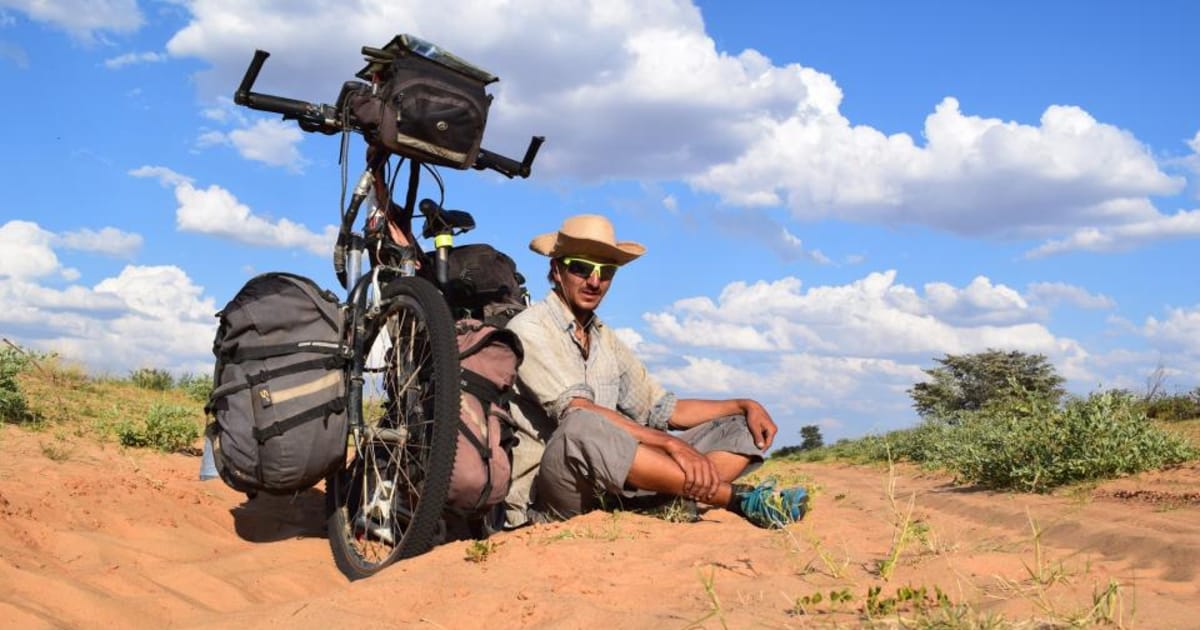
[199,436,219,480]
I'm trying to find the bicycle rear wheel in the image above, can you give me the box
[326,276,459,580]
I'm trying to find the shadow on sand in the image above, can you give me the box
[230,489,328,543]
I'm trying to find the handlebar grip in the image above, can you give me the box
[475,148,523,178]
[522,136,545,171]
[242,93,323,121]
[235,50,270,106]
[474,136,544,179]
[361,46,395,62]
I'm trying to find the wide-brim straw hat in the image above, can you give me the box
[529,214,645,265]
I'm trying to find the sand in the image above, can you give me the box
[2,425,1197,628]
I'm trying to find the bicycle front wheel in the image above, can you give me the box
[326,276,460,580]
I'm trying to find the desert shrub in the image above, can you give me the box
[772,425,829,458]
[780,433,895,464]
[176,373,213,403]
[116,403,199,453]
[941,389,1195,492]
[1144,389,1200,422]
[0,345,34,423]
[129,367,173,391]
[783,388,1196,491]
[909,350,1065,420]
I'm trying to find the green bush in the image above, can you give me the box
[1144,389,1200,422]
[1,345,34,423]
[116,403,200,453]
[782,388,1196,492]
[176,373,213,403]
[129,367,174,391]
[938,389,1194,492]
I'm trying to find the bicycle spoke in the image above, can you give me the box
[327,280,459,579]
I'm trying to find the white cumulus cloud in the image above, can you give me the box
[644,271,1086,365]
[103,50,166,69]
[1023,207,1200,257]
[226,119,307,171]
[129,165,194,187]
[0,221,219,375]
[0,0,143,40]
[158,0,1190,254]
[130,165,336,255]
[0,220,61,279]
[1026,282,1115,310]
[692,98,1182,239]
[55,227,143,258]
[1144,305,1200,356]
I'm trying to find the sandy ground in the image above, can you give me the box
[2,425,1198,629]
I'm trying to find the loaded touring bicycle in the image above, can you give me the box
[206,34,542,579]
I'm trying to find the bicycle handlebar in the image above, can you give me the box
[233,50,340,134]
[232,48,543,178]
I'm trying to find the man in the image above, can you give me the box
[503,214,807,529]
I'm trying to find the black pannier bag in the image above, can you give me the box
[205,272,349,495]
[433,243,529,326]
[348,34,497,169]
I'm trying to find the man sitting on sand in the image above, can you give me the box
[503,214,808,529]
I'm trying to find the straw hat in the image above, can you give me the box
[529,214,645,265]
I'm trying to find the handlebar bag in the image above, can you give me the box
[349,48,494,169]
[205,272,349,495]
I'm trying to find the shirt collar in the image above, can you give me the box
[546,290,603,332]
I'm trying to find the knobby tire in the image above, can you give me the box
[326,276,459,580]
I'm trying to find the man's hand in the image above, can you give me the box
[744,400,778,451]
[663,437,720,501]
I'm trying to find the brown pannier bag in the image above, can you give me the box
[447,320,523,514]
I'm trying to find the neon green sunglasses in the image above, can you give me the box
[562,257,619,281]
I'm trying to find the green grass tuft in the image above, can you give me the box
[116,403,201,453]
[129,367,174,391]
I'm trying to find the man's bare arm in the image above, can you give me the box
[669,398,778,450]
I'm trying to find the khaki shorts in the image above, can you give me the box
[531,409,763,520]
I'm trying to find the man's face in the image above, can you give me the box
[552,257,619,315]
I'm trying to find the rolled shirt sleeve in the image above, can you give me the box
[611,329,676,430]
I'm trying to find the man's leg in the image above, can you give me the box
[536,411,803,527]
[677,414,764,481]
[536,409,743,516]
[534,408,642,519]
[624,446,736,506]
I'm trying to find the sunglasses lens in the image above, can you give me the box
[564,259,617,281]
[565,260,591,278]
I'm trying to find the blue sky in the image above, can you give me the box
[2,1,1198,446]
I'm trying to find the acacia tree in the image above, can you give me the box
[799,424,824,450]
[908,349,1065,420]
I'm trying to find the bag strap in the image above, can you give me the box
[460,369,514,410]
[209,355,346,402]
[252,398,347,443]
[221,340,345,363]
[457,421,493,512]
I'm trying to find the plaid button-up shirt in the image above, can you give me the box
[507,290,676,430]
[502,290,677,524]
